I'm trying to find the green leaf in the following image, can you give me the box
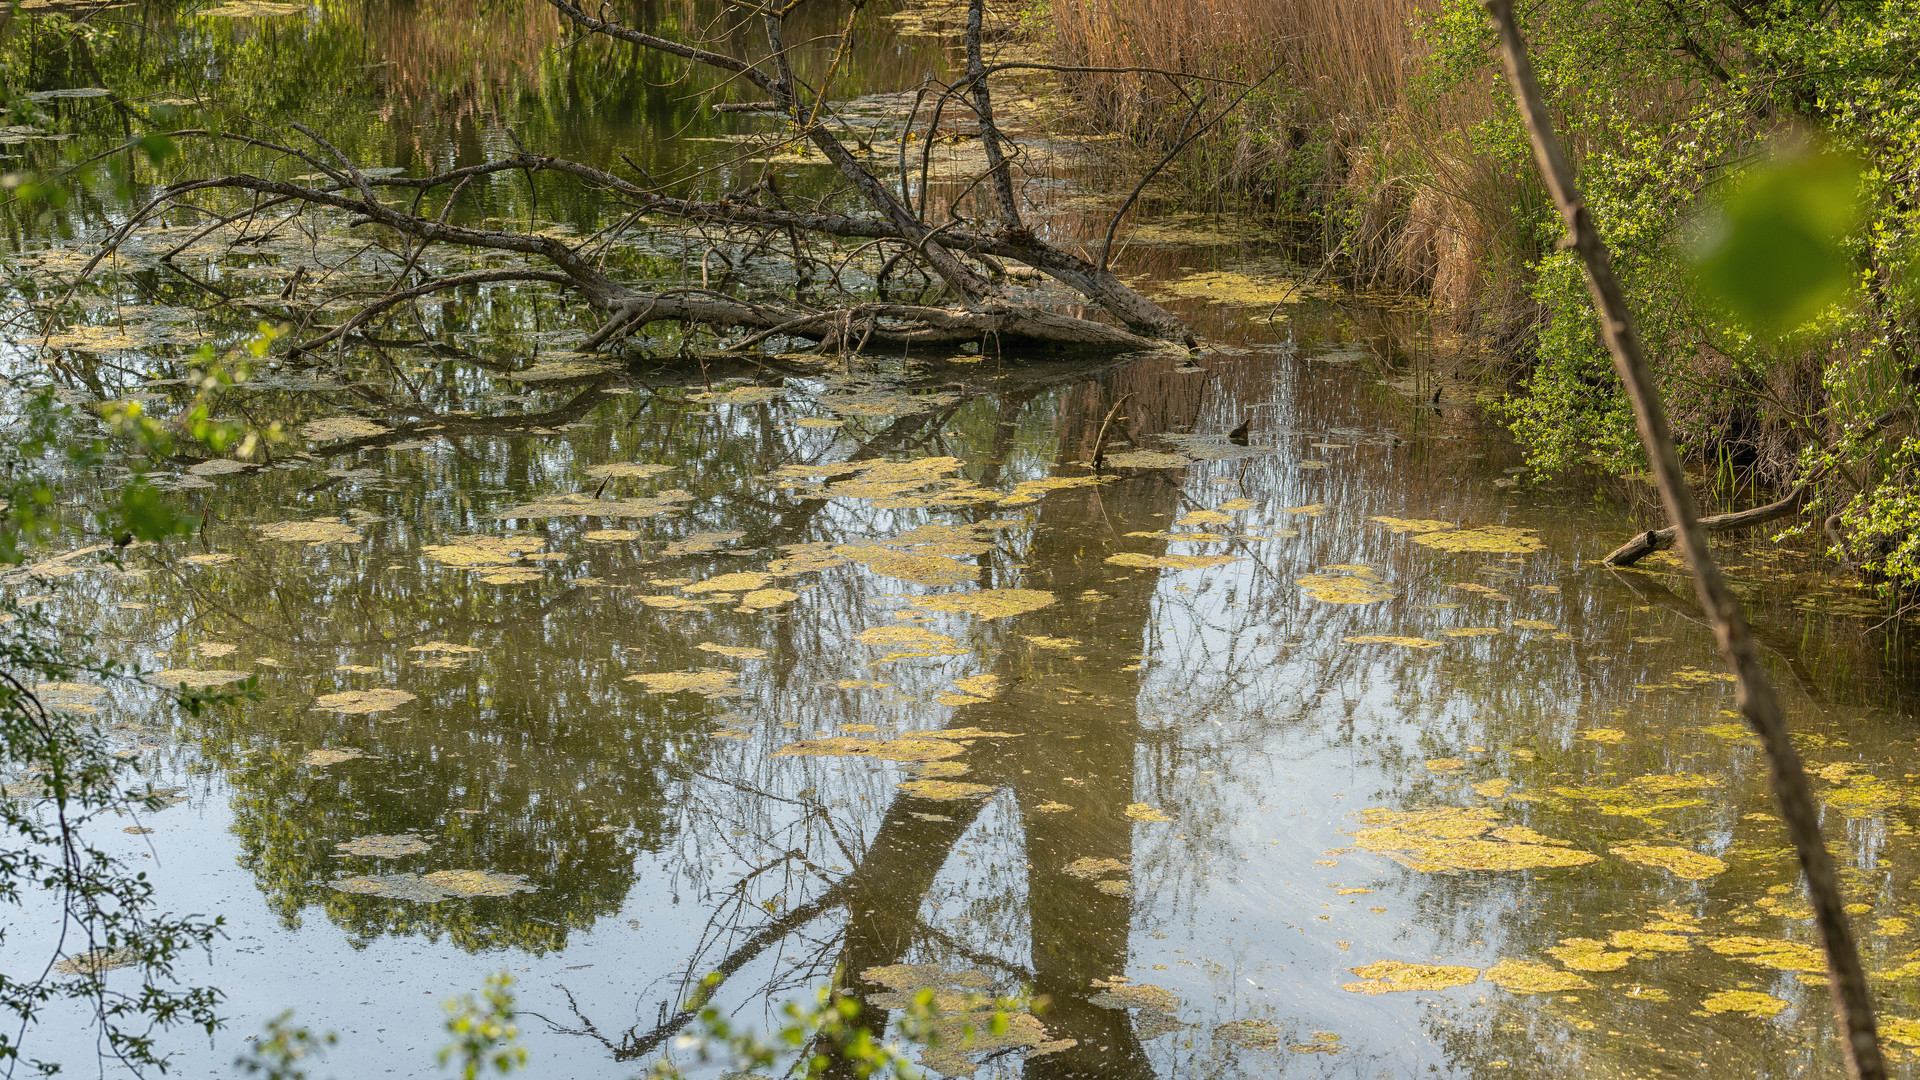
[1688,147,1863,335]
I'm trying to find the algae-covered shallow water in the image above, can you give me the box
[6,2,1920,1077]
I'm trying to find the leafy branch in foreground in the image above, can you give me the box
[236,970,979,1080]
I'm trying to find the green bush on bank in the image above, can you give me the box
[1048,0,1920,590]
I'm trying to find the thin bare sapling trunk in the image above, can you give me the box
[1484,3,1886,1077]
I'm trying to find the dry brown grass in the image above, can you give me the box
[1046,0,1544,341]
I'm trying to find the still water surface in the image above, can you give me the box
[7,2,1920,1077]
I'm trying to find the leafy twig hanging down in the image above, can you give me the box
[1484,4,1886,1078]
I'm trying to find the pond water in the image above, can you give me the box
[7,2,1920,1078]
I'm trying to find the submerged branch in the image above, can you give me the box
[1602,483,1810,566]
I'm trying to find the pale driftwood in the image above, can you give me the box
[1485,2,1886,1078]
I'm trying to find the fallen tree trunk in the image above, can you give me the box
[1602,483,1809,566]
[1601,405,1911,567]
[60,0,1222,359]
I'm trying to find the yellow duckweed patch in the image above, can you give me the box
[624,671,740,697]
[1512,619,1559,631]
[684,572,775,594]
[837,680,889,690]
[1821,770,1905,816]
[1612,843,1727,880]
[147,668,251,688]
[636,594,715,610]
[998,476,1104,507]
[1441,627,1503,638]
[332,869,535,902]
[337,834,431,858]
[258,520,363,544]
[1883,1018,1920,1046]
[1706,936,1825,972]
[697,643,767,660]
[1450,582,1510,600]
[1287,1032,1343,1054]
[1064,857,1130,879]
[409,642,480,656]
[1411,526,1544,554]
[1107,552,1241,571]
[897,779,994,800]
[1162,270,1326,306]
[1549,938,1631,972]
[1345,635,1441,648]
[313,689,415,714]
[1488,826,1570,846]
[1176,510,1233,527]
[774,737,966,763]
[858,625,967,661]
[1342,961,1479,994]
[1034,801,1073,813]
[1350,807,1598,872]
[661,531,746,557]
[1103,451,1190,468]
[1298,566,1393,604]
[583,463,673,479]
[1473,779,1515,799]
[1088,978,1180,1012]
[1125,803,1173,823]
[951,674,998,698]
[1548,773,1720,821]
[915,589,1055,619]
[1126,529,1229,542]
[1424,758,1466,771]
[299,416,388,440]
[861,963,1049,1072]
[740,588,800,610]
[1484,959,1593,993]
[832,543,974,587]
[54,948,140,977]
[1214,1019,1280,1050]
[902,728,1020,740]
[1371,517,1456,534]
[1610,930,1693,953]
[1701,990,1787,1017]
[421,535,541,567]
[1580,728,1628,743]
[493,491,690,520]
[689,385,782,405]
[1025,635,1080,649]
[1701,722,1758,742]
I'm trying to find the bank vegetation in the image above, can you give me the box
[1048,0,1920,598]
